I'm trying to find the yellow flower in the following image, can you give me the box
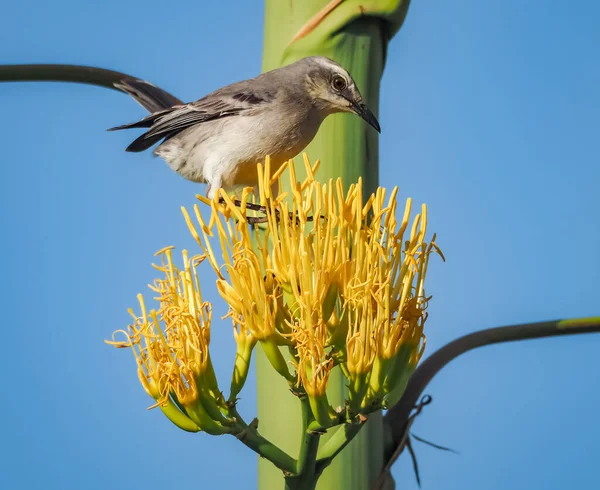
[111,154,441,429]
[180,155,442,423]
[107,247,230,434]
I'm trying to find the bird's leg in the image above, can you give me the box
[206,175,224,200]
[217,197,269,224]
[217,198,322,224]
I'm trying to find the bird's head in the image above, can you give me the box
[299,56,381,133]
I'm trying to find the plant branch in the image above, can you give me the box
[382,316,600,471]
[296,395,321,476]
[0,64,182,112]
[228,405,298,475]
[284,395,322,489]
[236,423,298,475]
[314,418,366,476]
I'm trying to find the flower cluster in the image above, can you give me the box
[109,155,441,431]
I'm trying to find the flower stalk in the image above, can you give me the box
[261,1,413,487]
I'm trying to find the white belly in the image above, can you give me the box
[154,110,322,196]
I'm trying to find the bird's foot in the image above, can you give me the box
[217,197,321,225]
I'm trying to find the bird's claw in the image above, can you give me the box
[218,197,321,225]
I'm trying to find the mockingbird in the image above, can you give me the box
[109,56,380,198]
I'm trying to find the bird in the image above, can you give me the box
[109,56,380,198]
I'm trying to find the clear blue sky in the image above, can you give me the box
[1,1,599,489]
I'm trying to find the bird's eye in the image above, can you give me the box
[332,76,347,91]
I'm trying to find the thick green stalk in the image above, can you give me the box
[260,1,410,489]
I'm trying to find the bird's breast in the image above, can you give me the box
[226,109,323,185]
[155,107,324,189]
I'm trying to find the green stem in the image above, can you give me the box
[230,339,256,401]
[297,396,320,474]
[235,424,298,475]
[158,399,200,433]
[261,339,296,382]
[228,405,298,474]
[315,421,365,477]
[286,395,322,489]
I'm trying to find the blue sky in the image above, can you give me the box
[1,1,599,489]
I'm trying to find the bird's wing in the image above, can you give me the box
[145,84,277,138]
[109,81,278,152]
[141,103,241,139]
[113,78,183,113]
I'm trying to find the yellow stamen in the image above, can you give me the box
[108,248,213,411]
[113,153,441,424]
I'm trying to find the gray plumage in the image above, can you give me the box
[109,56,380,198]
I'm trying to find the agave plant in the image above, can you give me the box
[107,157,440,489]
[2,1,599,489]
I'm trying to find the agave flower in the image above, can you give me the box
[109,156,440,433]
[108,155,441,485]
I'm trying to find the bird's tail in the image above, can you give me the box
[108,78,183,152]
[107,112,160,132]
[107,111,171,152]
[114,78,181,113]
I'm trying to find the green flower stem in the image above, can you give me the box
[308,393,334,428]
[285,396,322,489]
[184,402,228,436]
[196,379,233,426]
[314,421,365,476]
[230,339,256,401]
[261,339,296,382]
[228,405,298,474]
[203,352,222,393]
[235,424,298,475]
[158,400,200,433]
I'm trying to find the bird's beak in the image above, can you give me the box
[352,102,381,133]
